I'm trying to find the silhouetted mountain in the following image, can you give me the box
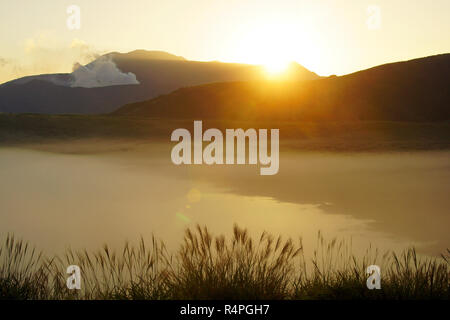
[0,80,145,114]
[0,50,318,114]
[115,54,450,121]
[112,49,186,61]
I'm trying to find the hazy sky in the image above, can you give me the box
[0,0,449,83]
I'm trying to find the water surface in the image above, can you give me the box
[0,143,448,257]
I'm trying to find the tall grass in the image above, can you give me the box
[0,234,48,299]
[0,226,448,300]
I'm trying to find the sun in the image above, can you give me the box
[264,60,290,75]
[231,22,301,76]
[228,19,322,77]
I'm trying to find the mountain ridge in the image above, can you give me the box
[0,50,319,114]
[114,53,450,121]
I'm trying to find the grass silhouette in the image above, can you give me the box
[1,225,449,300]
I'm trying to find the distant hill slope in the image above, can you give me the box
[115,54,450,121]
[0,50,318,114]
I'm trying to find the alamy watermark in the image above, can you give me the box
[366,265,381,289]
[66,265,81,290]
[366,5,382,30]
[170,121,279,175]
[67,5,81,30]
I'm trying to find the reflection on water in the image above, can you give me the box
[0,144,448,257]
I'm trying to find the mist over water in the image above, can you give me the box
[0,143,448,257]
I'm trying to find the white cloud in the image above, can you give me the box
[70,56,139,88]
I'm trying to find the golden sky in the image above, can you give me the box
[1,0,449,83]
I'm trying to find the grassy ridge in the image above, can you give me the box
[1,226,449,300]
[1,114,450,152]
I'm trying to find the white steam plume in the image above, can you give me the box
[70,56,139,88]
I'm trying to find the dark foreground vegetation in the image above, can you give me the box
[1,226,448,300]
